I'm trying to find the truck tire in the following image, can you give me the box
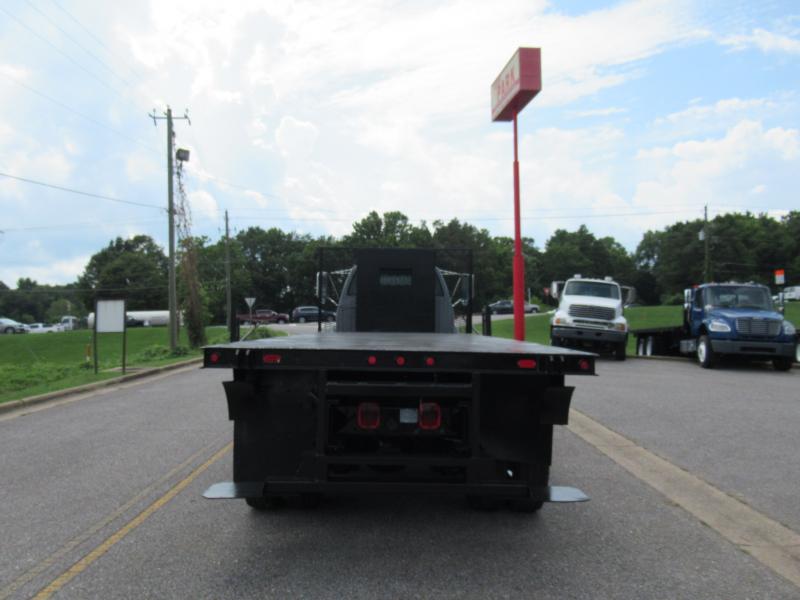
[614,341,627,361]
[3,327,14,334]
[773,357,794,371]
[277,318,286,324]
[697,335,716,368]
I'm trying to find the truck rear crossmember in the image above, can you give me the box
[203,333,594,510]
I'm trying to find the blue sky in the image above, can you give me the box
[0,0,798,285]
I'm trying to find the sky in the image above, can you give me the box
[0,0,798,286]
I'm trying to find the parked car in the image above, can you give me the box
[28,322,64,333]
[291,305,336,323]
[488,300,539,314]
[236,309,290,325]
[0,317,28,334]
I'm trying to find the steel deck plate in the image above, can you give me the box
[206,332,594,357]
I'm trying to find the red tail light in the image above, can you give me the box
[579,359,591,371]
[262,354,282,364]
[395,356,406,366]
[209,352,220,364]
[419,402,441,430]
[517,358,537,369]
[367,355,377,365]
[425,356,435,366]
[357,402,380,430]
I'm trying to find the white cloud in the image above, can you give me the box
[125,151,160,183]
[721,29,800,55]
[630,120,800,231]
[187,189,219,219]
[275,116,318,159]
[0,255,90,287]
[569,107,628,118]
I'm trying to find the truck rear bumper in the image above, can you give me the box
[203,480,588,503]
[552,326,627,345]
[711,339,795,357]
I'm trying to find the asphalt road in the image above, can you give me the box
[1,359,798,599]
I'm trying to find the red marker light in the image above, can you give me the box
[579,359,591,371]
[395,356,406,366]
[262,354,282,364]
[357,402,380,430]
[419,402,441,430]
[517,358,537,369]
[425,356,435,367]
[209,352,220,364]
[367,355,377,365]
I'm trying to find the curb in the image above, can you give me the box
[0,358,203,415]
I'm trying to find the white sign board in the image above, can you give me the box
[245,297,256,309]
[775,269,785,285]
[96,299,126,333]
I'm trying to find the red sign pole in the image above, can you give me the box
[512,114,525,341]
[491,48,541,342]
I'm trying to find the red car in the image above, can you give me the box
[236,309,289,324]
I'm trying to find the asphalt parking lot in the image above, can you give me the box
[0,358,797,599]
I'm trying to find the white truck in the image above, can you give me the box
[549,276,632,361]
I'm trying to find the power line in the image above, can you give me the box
[0,71,160,155]
[23,0,137,91]
[0,5,126,99]
[0,171,164,210]
[48,0,147,84]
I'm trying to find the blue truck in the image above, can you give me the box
[633,283,797,370]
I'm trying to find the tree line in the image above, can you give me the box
[2,210,798,326]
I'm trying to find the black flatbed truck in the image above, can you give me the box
[203,249,595,511]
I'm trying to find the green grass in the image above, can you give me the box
[0,325,284,405]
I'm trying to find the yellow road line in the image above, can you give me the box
[0,439,223,600]
[568,409,800,589]
[33,442,232,600]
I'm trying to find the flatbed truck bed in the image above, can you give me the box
[203,332,594,511]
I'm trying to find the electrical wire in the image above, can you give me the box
[0,6,126,99]
[0,72,161,155]
[0,171,164,210]
[48,0,147,84]
[23,0,137,91]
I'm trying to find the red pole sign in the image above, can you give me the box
[775,269,785,285]
[491,48,541,341]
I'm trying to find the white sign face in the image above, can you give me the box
[775,270,785,285]
[96,299,126,333]
[245,297,256,309]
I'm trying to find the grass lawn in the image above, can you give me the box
[0,325,283,405]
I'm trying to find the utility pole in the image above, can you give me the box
[225,210,233,342]
[149,106,190,352]
[704,204,711,282]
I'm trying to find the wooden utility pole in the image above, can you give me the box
[704,204,711,282]
[225,210,233,341]
[149,106,190,351]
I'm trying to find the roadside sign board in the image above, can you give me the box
[96,299,125,333]
[245,297,256,309]
[491,47,541,122]
[775,269,785,285]
[94,298,127,375]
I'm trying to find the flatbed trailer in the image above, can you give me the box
[203,331,594,511]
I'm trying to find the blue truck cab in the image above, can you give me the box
[682,283,796,370]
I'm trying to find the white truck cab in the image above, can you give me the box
[550,275,630,360]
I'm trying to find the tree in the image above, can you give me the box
[77,236,168,311]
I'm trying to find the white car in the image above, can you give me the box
[0,317,29,334]
[28,322,64,334]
